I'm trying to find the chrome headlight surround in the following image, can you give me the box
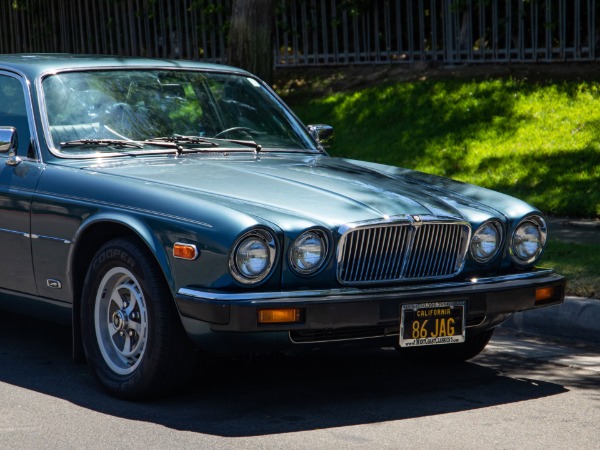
[510,215,547,266]
[470,220,503,263]
[289,229,329,276]
[229,229,277,285]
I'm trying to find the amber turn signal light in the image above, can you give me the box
[258,308,302,324]
[173,243,199,260]
[535,286,555,303]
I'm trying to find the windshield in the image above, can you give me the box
[41,69,318,156]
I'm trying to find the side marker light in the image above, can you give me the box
[258,308,302,324]
[535,286,555,303]
[173,243,199,260]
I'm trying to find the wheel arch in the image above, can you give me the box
[69,214,176,362]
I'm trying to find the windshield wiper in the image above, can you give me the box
[208,138,262,153]
[145,135,262,154]
[61,139,144,149]
[146,135,218,147]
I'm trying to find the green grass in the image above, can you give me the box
[286,78,600,218]
[539,240,600,298]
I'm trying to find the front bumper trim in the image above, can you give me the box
[178,268,557,302]
[175,269,565,333]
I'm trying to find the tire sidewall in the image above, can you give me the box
[81,238,169,398]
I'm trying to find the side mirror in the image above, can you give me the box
[307,124,334,149]
[0,126,17,153]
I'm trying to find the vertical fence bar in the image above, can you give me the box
[407,0,414,61]
[373,1,380,62]
[331,0,339,64]
[341,5,349,63]
[384,0,391,62]
[190,2,199,60]
[591,0,596,59]
[275,1,283,64]
[431,0,438,60]
[519,0,525,60]
[417,0,424,60]
[363,8,370,63]
[574,0,581,58]
[545,0,551,60]
[291,0,300,65]
[395,0,402,60]
[559,0,565,59]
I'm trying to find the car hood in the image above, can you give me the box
[80,153,533,228]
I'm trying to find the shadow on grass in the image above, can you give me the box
[474,146,600,216]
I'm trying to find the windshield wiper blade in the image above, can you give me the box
[61,139,144,149]
[146,135,219,147]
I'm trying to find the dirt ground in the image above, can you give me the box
[274,61,600,99]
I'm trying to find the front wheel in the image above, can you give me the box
[81,238,195,400]
[396,328,495,363]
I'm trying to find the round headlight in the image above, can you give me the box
[289,230,328,275]
[470,221,503,263]
[510,215,547,265]
[230,229,276,284]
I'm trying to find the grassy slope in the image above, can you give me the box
[276,66,599,298]
[541,240,599,298]
[284,77,599,217]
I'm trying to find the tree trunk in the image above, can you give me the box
[227,0,276,85]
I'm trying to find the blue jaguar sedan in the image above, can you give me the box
[0,54,565,399]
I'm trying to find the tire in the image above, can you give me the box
[396,328,494,363]
[81,237,195,400]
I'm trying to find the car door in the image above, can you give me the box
[0,72,43,295]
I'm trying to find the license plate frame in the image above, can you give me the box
[399,301,466,348]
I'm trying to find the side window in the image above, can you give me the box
[0,74,32,157]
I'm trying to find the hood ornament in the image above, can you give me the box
[408,214,423,227]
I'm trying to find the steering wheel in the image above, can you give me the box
[213,126,260,139]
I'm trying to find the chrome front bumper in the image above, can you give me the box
[175,270,565,333]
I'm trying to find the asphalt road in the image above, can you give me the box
[0,312,599,449]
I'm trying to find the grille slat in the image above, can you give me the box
[338,221,469,284]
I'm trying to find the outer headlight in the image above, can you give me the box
[289,230,329,275]
[230,229,276,284]
[510,215,547,265]
[470,220,503,263]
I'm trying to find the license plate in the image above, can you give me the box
[399,301,466,347]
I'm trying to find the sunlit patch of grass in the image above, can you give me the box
[540,240,600,298]
[287,78,600,218]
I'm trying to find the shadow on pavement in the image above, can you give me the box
[546,217,600,246]
[0,309,570,437]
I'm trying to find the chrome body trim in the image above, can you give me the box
[0,227,71,244]
[178,268,556,302]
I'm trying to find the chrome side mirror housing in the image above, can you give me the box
[0,127,17,153]
[307,124,334,149]
[0,127,22,166]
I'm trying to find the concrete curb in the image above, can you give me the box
[501,296,600,345]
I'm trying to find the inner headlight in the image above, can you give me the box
[510,215,547,265]
[289,230,329,275]
[230,229,276,284]
[470,221,503,263]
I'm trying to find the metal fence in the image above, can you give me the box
[1,0,598,66]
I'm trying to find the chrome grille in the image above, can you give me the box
[337,221,470,284]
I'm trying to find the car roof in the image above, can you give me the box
[0,53,249,79]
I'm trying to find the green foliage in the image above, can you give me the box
[540,240,600,298]
[288,78,600,218]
